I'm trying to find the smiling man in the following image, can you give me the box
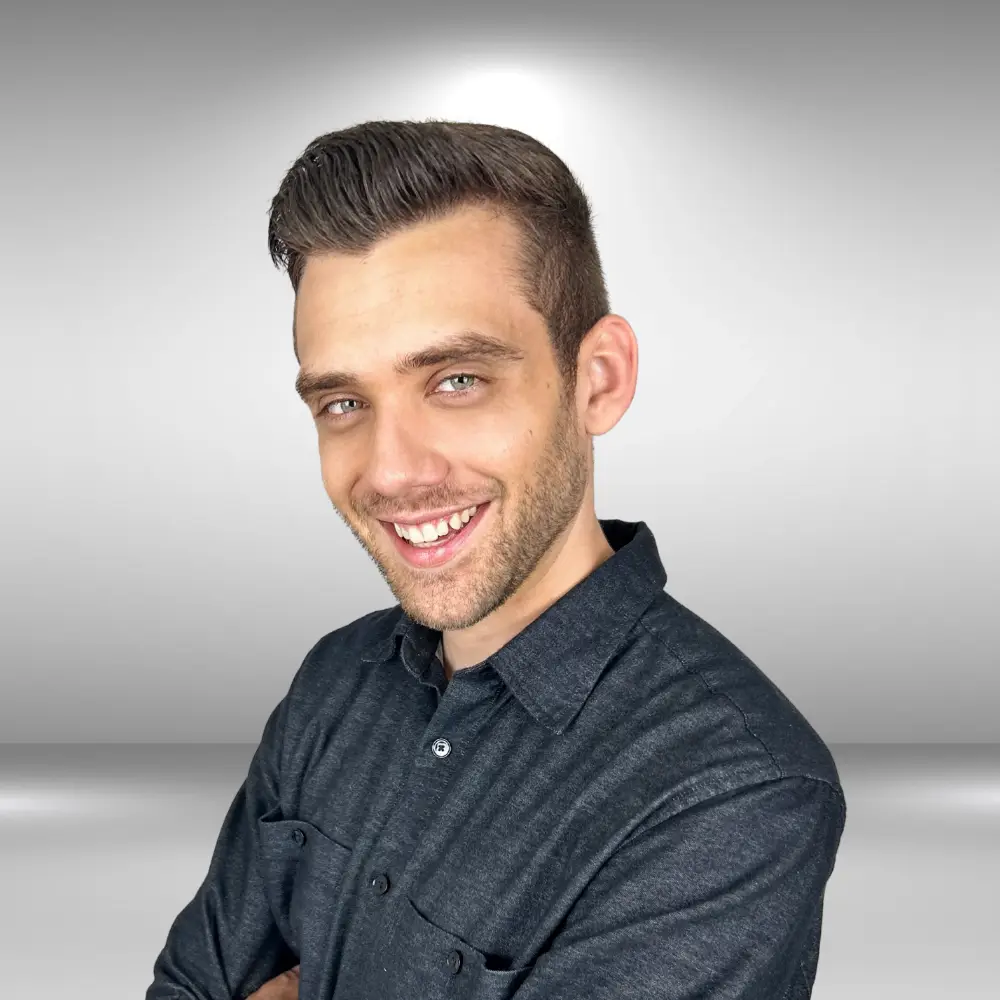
[146,120,846,1000]
[292,204,615,675]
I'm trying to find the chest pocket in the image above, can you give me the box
[257,807,354,959]
[385,895,534,1000]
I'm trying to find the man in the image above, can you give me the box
[146,120,846,1000]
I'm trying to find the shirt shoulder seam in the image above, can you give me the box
[637,616,847,803]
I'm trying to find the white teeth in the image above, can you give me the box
[393,505,482,544]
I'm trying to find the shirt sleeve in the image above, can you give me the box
[510,775,846,1000]
[144,695,299,1000]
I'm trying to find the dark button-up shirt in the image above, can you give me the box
[146,519,847,1000]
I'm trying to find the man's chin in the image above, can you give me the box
[391,583,496,632]
[399,607,459,632]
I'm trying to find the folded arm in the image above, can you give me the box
[511,775,846,1000]
[145,697,299,1000]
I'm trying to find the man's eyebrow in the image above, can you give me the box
[294,330,526,403]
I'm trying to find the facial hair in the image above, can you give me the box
[335,387,590,633]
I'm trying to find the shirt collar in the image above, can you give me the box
[360,519,667,735]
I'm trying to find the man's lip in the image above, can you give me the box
[379,501,490,526]
[380,499,491,569]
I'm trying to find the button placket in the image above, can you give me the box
[365,676,487,988]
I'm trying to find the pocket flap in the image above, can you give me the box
[258,811,352,877]
[393,896,533,998]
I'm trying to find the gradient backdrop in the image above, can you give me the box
[1,0,997,997]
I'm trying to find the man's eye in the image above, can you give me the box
[319,373,484,423]
[438,373,480,392]
[325,399,361,418]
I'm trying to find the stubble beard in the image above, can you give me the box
[343,392,590,633]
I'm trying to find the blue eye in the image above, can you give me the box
[319,372,485,422]
[439,373,478,392]
[325,398,362,418]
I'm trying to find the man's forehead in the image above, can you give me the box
[299,209,520,287]
[294,326,531,403]
[296,255,520,342]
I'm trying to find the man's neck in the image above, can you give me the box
[439,510,614,678]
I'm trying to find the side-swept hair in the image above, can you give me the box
[266,119,610,390]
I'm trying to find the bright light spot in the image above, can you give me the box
[428,62,570,155]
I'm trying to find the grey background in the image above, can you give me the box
[1,1,999,996]
[1,0,997,743]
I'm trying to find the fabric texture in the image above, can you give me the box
[146,518,847,1000]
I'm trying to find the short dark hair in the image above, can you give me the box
[266,119,610,390]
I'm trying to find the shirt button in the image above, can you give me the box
[370,872,390,895]
[431,737,452,758]
[446,949,463,974]
[290,828,306,846]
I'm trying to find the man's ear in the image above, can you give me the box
[577,314,639,438]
